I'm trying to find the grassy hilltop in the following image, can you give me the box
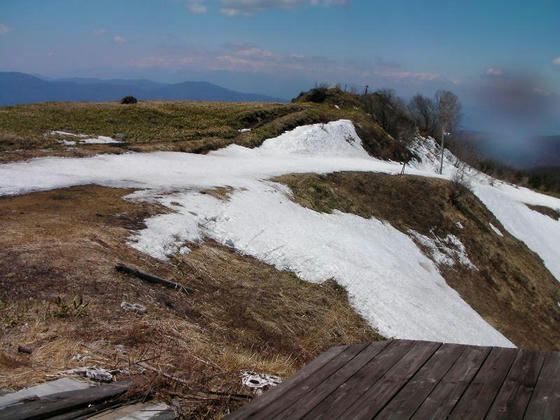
[0,94,402,164]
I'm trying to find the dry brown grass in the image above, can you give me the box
[526,203,560,220]
[277,172,560,350]
[0,185,380,417]
[0,100,397,165]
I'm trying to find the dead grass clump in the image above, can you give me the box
[0,352,31,369]
[200,186,234,201]
[277,172,560,350]
[526,203,560,220]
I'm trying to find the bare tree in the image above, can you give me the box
[408,94,437,137]
[435,90,461,174]
[361,89,415,143]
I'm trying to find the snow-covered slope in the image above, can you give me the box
[1,120,558,346]
[409,136,560,281]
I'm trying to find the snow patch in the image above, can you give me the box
[409,231,477,270]
[489,223,503,237]
[50,131,121,145]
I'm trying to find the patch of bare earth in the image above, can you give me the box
[0,185,379,417]
[276,172,560,350]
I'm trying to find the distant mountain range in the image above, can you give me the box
[0,72,283,105]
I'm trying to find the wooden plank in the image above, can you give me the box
[225,344,347,420]
[340,340,441,419]
[0,381,131,420]
[247,342,371,419]
[524,351,560,420]
[447,346,517,419]
[273,340,391,419]
[412,344,491,419]
[485,349,545,420]
[302,339,415,419]
[375,343,465,419]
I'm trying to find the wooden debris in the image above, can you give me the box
[0,381,131,420]
[115,264,193,295]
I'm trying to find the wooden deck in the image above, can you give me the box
[227,339,560,419]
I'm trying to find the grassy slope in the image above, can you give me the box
[276,172,560,350]
[0,185,380,417]
[0,99,399,164]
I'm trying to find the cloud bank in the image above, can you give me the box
[185,0,349,15]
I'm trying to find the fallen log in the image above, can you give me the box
[115,264,193,295]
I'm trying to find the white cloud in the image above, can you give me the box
[113,35,126,44]
[486,67,504,76]
[93,28,106,36]
[0,24,13,34]
[219,0,347,16]
[553,57,560,66]
[187,0,208,14]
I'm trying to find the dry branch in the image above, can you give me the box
[115,264,193,295]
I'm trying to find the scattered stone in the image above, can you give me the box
[120,301,147,314]
[71,353,91,362]
[241,371,282,395]
[58,367,129,383]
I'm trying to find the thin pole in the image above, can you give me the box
[439,127,445,174]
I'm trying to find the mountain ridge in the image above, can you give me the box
[0,72,284,105]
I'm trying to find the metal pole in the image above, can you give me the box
[439,127,445,174]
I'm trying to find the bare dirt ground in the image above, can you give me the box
[0,185,380,418]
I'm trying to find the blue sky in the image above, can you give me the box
[1,0,559,132]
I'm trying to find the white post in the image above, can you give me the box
[439,127,445,174]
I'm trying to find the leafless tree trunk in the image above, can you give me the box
[435,90,461,174]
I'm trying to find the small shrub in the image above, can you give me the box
[45,296,89,319]
[120,95,138,104]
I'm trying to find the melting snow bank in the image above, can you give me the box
[128,182,510,345]
[3,119,557,347]
[472,182,560,280]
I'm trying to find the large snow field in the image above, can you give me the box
[1,119,558,346]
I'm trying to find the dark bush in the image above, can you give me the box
[120,95,138,104]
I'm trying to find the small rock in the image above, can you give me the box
[71,353,91,362]
[120,301,147,314]
[61,367,114,382]
[17,345,33,355]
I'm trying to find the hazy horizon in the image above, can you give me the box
[2,0,560,139]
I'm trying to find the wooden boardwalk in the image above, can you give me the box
[227,339,560,419]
